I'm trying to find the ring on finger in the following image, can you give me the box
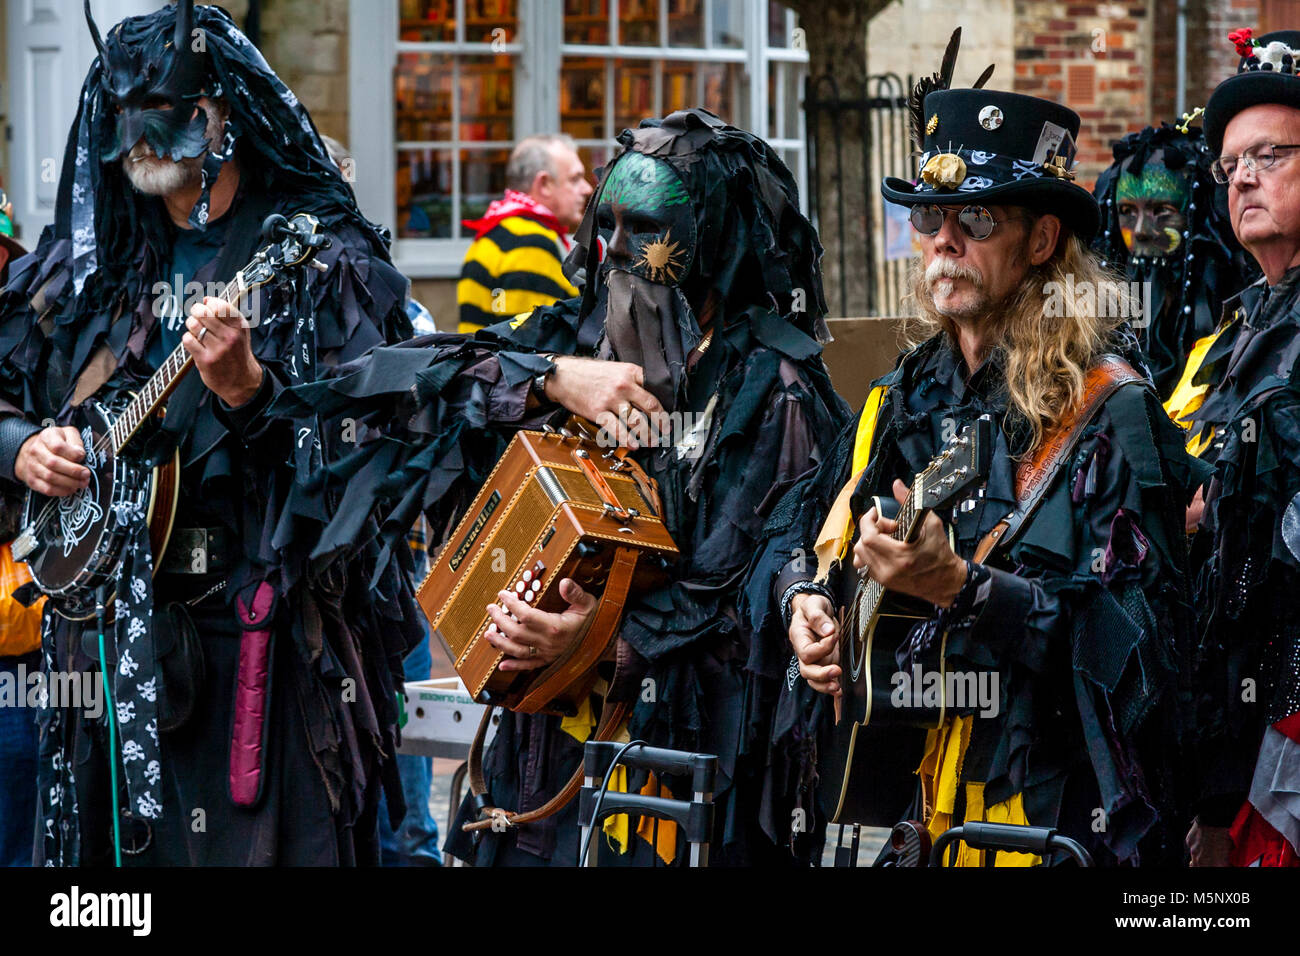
[197,325,208,342]
[529,645,537,658]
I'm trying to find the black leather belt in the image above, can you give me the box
[159,526,231,575]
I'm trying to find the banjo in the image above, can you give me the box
[10,212,329,620]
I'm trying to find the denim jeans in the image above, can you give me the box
[0,652,40,867]
[379,625,442,866]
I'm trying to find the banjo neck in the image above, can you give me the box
[109,270,249,453]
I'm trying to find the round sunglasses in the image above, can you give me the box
[909,203,1029,241]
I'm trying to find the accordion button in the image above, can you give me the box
[522,570,532,583]
[515,581,526,594]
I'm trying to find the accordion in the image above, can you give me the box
[416,425,678,715]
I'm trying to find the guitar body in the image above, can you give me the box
[820,568,947,826]
[815,418,992,827]
[21,400,179,621]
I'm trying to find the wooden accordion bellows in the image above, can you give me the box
[416,424,678,716]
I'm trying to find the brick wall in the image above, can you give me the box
[1186,0,1259,119]
[255,0,350,144]
[1012,1,1152,187]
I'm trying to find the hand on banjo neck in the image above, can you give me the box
[13,295,263,500]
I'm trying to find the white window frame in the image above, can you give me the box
[350,0,808,279]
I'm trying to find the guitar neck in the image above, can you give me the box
[109,272,247,452]
[855,484,929,621]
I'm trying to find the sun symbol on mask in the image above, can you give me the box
[634,229,687,284]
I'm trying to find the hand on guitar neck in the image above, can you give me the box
[790,479,971,700]
[854,478,969,609]
[183,296,265,409]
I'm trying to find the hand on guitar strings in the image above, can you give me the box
[14,426,90,497]
[183,296,266,409]
[788,592,842,696]
[544,356,666,450]
[484,577,599,672]
[854,479,969,609]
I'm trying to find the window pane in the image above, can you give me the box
[459,54,514,142]
[614,59,657,132]
[668,0,703,47]
[462,148,511,223]
[464,0,519,45]
[663,62,744,125]
[565,0,611,45]
[398,148,454,238]
[561,57,608,141]
[400,0,456,43]
[712,0,744,48]
[399,0,519,44]
[395,53,454,142]
[768,61,801,140]
[621,0,660,46]
[767,1,788,47]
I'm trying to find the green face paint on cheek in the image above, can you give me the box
[1115,159,1191,256]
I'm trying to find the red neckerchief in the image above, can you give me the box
[462,189,569,244]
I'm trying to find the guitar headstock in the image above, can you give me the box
[915,415,992,511]
[235,213,331,298]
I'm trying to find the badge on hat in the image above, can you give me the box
[978,105,1003,130]
[920,152,968,189]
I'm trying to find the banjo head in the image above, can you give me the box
[22,403,121,601]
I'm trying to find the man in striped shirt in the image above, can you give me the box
[457,134,592,332]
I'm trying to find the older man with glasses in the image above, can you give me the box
[1177,27,1300,868]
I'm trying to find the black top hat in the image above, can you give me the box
[1204,30,1300,153]
[881,88,1100,240]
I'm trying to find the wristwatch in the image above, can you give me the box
[531,353,558,402]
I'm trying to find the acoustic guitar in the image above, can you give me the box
[819,416,992,826]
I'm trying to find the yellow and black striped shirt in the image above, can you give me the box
[457,215,578,333]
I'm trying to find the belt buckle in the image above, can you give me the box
[173,527,210,575]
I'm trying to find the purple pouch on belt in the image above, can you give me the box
[230,581,276,807]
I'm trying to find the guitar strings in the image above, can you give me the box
[24,278,243,542]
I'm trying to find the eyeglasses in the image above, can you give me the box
[1211,144,1300,184]
[909,204,1029,241]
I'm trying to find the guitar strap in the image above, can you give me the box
[973,354,1144,563]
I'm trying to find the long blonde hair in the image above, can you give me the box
[902,233,1128,451]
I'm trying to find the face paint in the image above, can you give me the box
[1115,153,1191,258]
[88,0,211,163]
[595,151,696,286]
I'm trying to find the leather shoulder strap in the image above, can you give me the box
[975,355,1143,562]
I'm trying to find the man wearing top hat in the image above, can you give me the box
[1177,27,1300,868]
[755,80,1201,865]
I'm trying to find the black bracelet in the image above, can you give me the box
[779,580,834,630]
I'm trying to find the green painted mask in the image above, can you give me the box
[1115,152,1191,258]
[595,151,697,286]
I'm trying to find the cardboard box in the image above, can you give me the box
[820,316,910,410]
